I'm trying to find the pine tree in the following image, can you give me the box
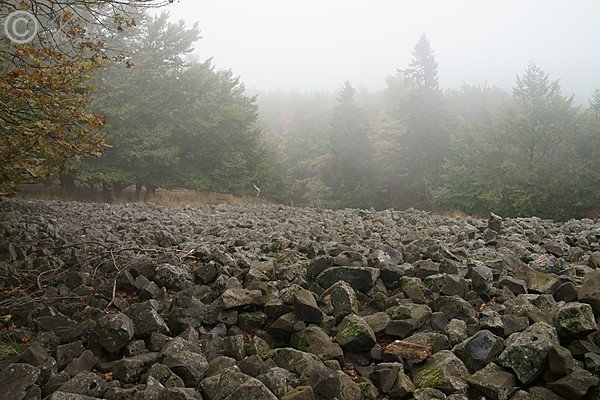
[320,81,374,208]
[384,34,449,208]
[402,33,439,91]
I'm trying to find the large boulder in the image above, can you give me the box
[497,322,559,384]
[0,363,41,400]
[335,314,376,352]
[452,330,505,372]
[221,289,264,309]
[386,303,432,337]
[412,350,469,394]
[553,302,597,338]
[467,363,518,400]
[321,280,358,319]
[294,288,323,324]
[578,270,600,316]
[93,312,134,353]
[291,326,343,361]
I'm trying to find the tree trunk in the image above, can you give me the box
[59,174,75,192]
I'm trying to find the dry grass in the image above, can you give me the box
[433,209,482,219]
[18,184,271,207]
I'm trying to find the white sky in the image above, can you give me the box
[162,0,600,102]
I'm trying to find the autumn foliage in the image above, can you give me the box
[0,1,171,196]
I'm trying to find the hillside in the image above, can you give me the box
[1,198,599,399]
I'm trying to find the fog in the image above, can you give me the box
[166,0,600,102]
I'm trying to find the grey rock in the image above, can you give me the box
[57,372,107,398]
[294,288,323,324]
[321,280,358,319]
[553,302,597,338]
[578,270,600,316]
[221,288,264,309]
[453,330,505,372]
[412,350,469,394]
[335,314,376,352]
[0,363,41,400]
[94,312,134,353]
[154,263,192,291]
[162,350,209,387]
[497,322,560,384]
[386,303,432,337]
[546,367,600,399]
[291,326,343,361]
[467,363,518,400]
[112,352,158,383]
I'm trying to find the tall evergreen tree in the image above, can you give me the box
[320,81,374,208]
[402,33,439,91]
[384,34,449,208]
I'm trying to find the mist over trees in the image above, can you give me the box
[2,5,598,220]
[258,35,599,220]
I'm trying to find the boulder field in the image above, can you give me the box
[0,199,599,400]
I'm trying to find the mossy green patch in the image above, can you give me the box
[417,366,445,388]
[339,321,362,338]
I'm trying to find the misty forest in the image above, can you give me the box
[2,2,600,400]
[2,5,599,220]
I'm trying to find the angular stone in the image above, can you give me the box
[201,369,277,400]
[369,362,415,398]
[268,348,321,375]
[221,288,264,309]
[1,363,41,400]
[56,341,85,370]
[63,350,97,378]
[154,263,192,291]
[281,385,315,400]
[413,388,447,399]
[546,367,600,399]
[94,312,134,353]
[335,314,376,352]
[385,303,432,338]
[515,268,559,294]
[498,277,528,295]
[553,302,597,338]
[47,392,103,400]
[291,326,343,361]
[430,296,476,321]
[497,322,559,384]
[112,352,158,383]
[412,350,469,394]
[58,372,107,398]
[126,302,170,337]
[467,363,518,400]
[528,386,567,400]
[294,288,323,324]
[452,330,505,373]
[163,351,209,387]
[222,334,246,361]
[363,311,390,335]
[578,270,600,316]
[299,363,361,400]
[548,345,574,376]
[471,264,494,294]
[257,367,298,398]
[446,319,468,345]
[321,280,358,319]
